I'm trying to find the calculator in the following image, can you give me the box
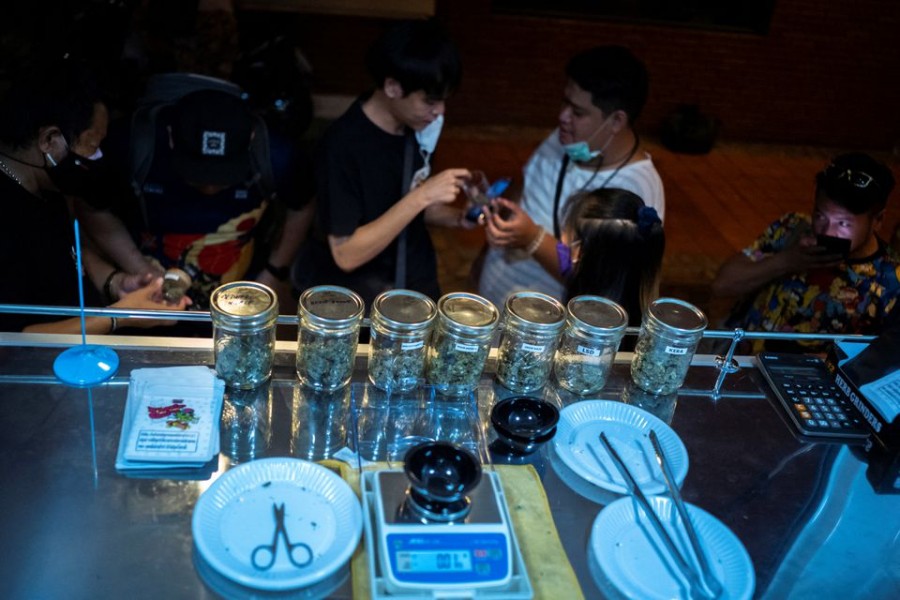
[756,352,871,442]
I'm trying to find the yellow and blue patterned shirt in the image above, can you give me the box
[727,213,900,351]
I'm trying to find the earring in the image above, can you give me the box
[45,152,58,168]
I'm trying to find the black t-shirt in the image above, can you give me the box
[0,176,101,331]
[309,97,439,307]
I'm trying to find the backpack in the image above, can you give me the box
[128,72,280,227]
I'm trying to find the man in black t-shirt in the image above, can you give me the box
[301,19,472,307]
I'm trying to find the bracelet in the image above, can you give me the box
[103,270,121,303]
[264,262,290,282]
[526,228,547,256]
[109,316,118,333]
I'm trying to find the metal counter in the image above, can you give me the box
[0,333,895,599]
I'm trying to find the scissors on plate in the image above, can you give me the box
[251,503,314,571]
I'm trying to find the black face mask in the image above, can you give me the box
[46,151,116,206]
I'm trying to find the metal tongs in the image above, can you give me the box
[595,432,722,600]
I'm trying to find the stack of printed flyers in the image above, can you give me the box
[116,366,225,471]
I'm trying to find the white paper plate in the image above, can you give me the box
[192,458,362,591]
[589,496,755,600]
[554,400,687,495]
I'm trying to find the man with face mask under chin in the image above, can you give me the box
[0,65,190,334]
[477,46,665,309]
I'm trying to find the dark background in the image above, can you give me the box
[1,0,898,151]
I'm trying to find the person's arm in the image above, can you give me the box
[329,169,469,272]
[483,197,563,280]
[22,277,191,334]
[711,239,842,297]
[255,202,316,313]
[76,200,162,278]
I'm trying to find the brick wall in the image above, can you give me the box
[248,0,900,149]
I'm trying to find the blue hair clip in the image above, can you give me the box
[637,206,661,236]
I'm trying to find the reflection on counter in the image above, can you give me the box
[291,385,351,461]
[222,382,273,463]
[621,380,679,425]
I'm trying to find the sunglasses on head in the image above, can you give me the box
[824,164,880,190]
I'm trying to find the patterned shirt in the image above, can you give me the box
[728,212,900,351]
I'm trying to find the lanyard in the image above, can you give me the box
[551,135,641,239]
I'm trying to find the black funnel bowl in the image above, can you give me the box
[490,396,559,455]
[403,442,482,522]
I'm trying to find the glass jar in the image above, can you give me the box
[210,281,279,389]
[296,285,364,392]
[368,289,437,392]
[553,295,628,395]
[425,292,500,395]
[496,291,566,393]
[630,297,708,395]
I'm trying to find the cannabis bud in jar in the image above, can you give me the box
[425,292,499,396]
[630,298,707,395]
[368,289,436,392]
[553,296,628,395]
[296,286,364,392]
[210,281,279,389]
[495,292,565,393]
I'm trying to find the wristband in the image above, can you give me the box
[109,316,118,333]
[526,228,547,256]
[103,270,121,303]
[264,262,290,282]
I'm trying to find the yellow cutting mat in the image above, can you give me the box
[321,461,584,600]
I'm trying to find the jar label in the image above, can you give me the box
[521,343,545,353]
[664,346,689,355]
[455,342,480,353]
[401,340,425,351]
[577,345,602,357]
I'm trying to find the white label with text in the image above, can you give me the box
[455,342,480,353]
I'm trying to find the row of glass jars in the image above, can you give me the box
[209,281,708,397]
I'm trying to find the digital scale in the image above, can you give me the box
[362,469,533,599]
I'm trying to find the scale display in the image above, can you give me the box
[364,469,531,597]
[388,531,508,584]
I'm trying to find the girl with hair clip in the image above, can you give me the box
[559,188,664,325]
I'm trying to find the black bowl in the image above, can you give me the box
[491,396,559,440]
[490,396,559,456]
[404,441,482,503]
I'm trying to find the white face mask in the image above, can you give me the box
[86,148,103,161]
[415,114,444,155]
[411,114,444,189]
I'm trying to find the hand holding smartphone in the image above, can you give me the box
[816,234,851,258]
[464,175,511,223]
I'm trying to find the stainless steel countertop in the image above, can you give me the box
[0,334,892,599]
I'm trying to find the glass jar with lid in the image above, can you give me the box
[495,291,566,392]
[210,281,279,389]
[553,295,628,395]
[296,285,364,392]
[630,297,708,395]
[368,289,437,392]
[425,292,500,395]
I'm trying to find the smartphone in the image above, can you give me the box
[464,176,512,223]
[816,234,851,257]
